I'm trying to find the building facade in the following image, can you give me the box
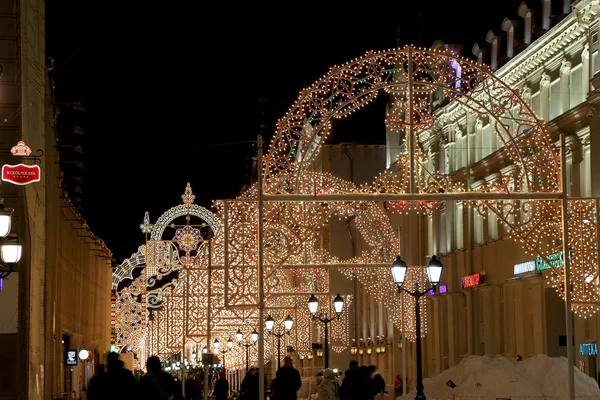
[0,2,113,399]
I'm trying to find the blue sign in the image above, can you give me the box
[580,343,597,356]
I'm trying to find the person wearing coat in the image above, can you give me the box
[317,368,341,400]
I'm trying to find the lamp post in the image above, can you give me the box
[307,293,344,368]
[236,329,258,372]
[266,314,293,369]
[0,200,23,279]
[215,337,234,366]
[390,255,443,400]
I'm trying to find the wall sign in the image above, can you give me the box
[1,164,41,185]
[10,141,32,156]
[461,273,482,289]
[580,343,597,357]
[514,261,536,275]
[536,250,572,271]
[65,349,78,366]
[427,285,447,296]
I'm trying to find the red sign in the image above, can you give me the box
[2,164,41,185]
[461,273,482,289]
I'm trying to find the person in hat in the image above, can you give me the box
[318,368,341,400]
[275,356,302,400]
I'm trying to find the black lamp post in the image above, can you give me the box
[266,315,294,369]
[215,337,234,366]
[307,293,344,368]
[391,255,443,400]
[236,329,258,372]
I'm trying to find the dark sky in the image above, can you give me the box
[45,0,526,261]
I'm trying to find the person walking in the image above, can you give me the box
[213,370,229,400]
[86,364,105,400]
[139,355,183,400]
[317,368,341,400]
[96,352,138,399]
[340,360,359,400]
[275,356,302,400]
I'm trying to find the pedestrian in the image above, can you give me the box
[275,356,302,400]
[214,370,229,400]
[340,360,359,400]
[87,364,105,400]
[139,355,183,400]
[317,368,341,400]
[96,352,138,399]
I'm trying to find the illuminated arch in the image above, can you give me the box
[264,46,559,195]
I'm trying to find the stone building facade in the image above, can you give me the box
[0,2,113,399]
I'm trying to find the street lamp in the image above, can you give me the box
[391,255,443,400]
[307,293,344,368]
[237,329,258,371]
[350,339,358,357]
[0,201,13,237]
[218,337,234,366]
[266,314,294,369]
[0,199,22,279]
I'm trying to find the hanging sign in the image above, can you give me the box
[2,164,41,185]
[65,349,78,366]
[461,273,482,289]
[10,141,32,156]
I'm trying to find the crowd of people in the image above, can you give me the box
[85,352,397,400]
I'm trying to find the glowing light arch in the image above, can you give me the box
[264,46,559,195]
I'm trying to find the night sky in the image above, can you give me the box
[45,0,525,261]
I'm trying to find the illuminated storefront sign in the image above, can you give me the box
[65,349,78,366]
[1,163,41,185]
[427,285,447,296]
[461,273,482,289]
[580,343,597,357]
[514,261,536,275]
[535,250,572,271]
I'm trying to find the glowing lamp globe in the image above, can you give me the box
[265,315,275,333]
[0,205,12,238]
[390,255,408,288]
[426,255,444,287]
[1,238,22,264]
[236,329,243,343]
[284,315,294,332]
[213,339,220,351]
[333,294,344,316]
[251,329,258,344]
[227,337,234,349]
[78,349,89,360]
[202,346,208,354]
[308,294,319,316]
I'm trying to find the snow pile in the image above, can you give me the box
[517,354,600,400]
[401,355,543,400]
[401,354,600,400]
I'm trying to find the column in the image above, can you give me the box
[560,59,571,114]
[540,73,551,122]
[445,294,461,367]
[514,283,526,358]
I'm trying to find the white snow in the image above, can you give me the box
[400,354,600,400]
